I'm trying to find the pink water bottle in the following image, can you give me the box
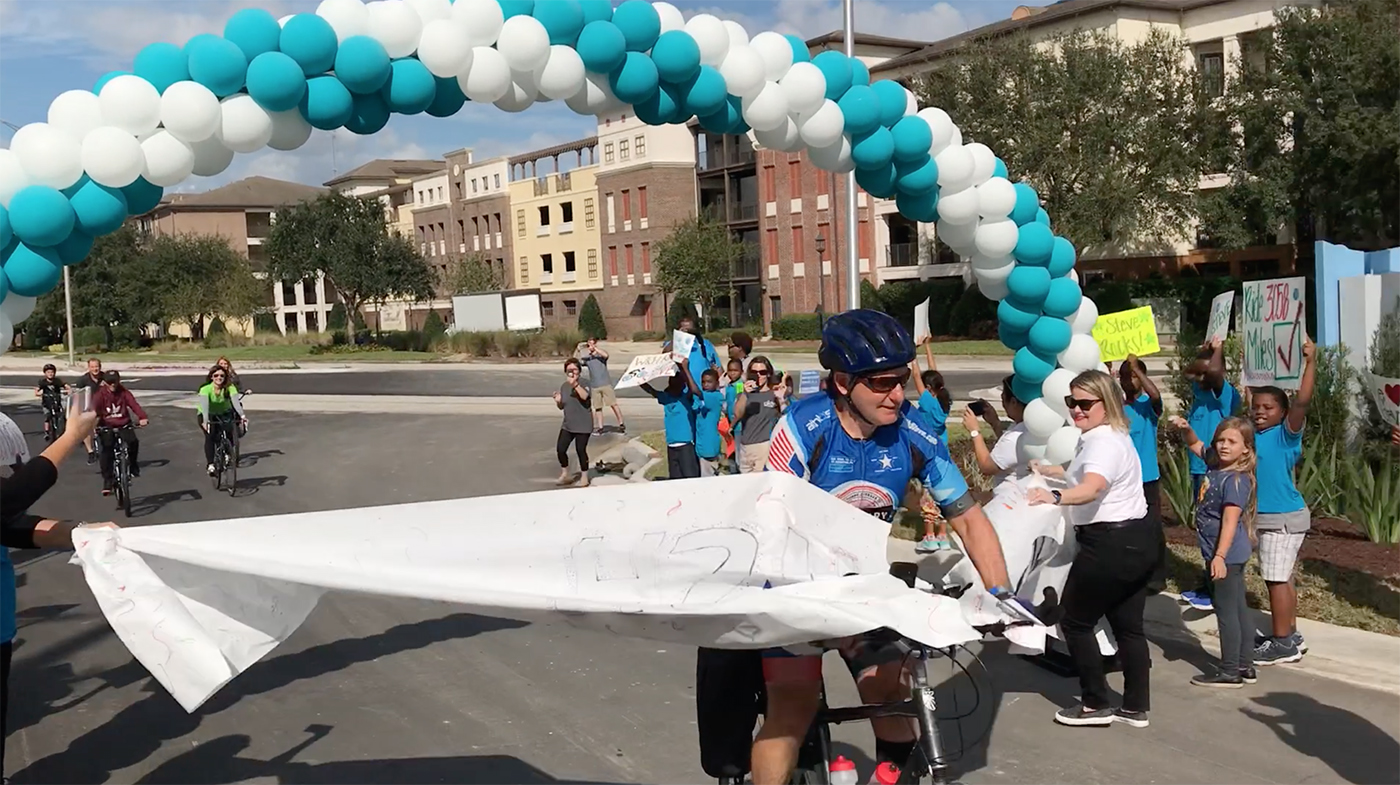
[829,755,859,785]
[870,761,901,785]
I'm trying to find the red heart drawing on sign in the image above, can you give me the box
[1386,384,1400,406]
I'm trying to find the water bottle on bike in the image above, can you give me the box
[870,761,901,785]
[829,755,858,785]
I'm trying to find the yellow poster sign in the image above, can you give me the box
[1092,306,1161,362]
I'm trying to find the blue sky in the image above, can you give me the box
[0,0,1025,191]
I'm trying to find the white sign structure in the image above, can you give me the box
[1242,276,1308,389]
[1206,291,1234,344]
[798,369,822,396]
[70,474,1040,712]
[913,298,931,344]
[615,353,677,390]
[1365,372,1400,427]
[670,329,696,362]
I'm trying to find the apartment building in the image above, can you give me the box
[446,148,512,289]
[325,158,445,197]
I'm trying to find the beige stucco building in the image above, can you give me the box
[507,139,604,324]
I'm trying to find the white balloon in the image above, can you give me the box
[317,0,370,41]
[1017,433,1049,465]
[935,185,979,226]
[684,14,730,67]
[190,135,235,176]
[753,116,802,152]
[535,45,585,101]
[935,144,974,191]
[749,31,793,82]
[1041,368,1076,421]
[141,131,195,187]
[723,19,749,51]
[1024,398,1064,440]
[218,94,274,154]
[1045,425,1081,465]
[1058,333,1102,374]
[797,99,844,149]
[965,142,996,187]
[1,294,37,324]
[917,107,955,155]
[718,46,766,100]
[495,70,538,112]
[978,276,1009,301]
[496,14,550,72]
[160,81,222,143]
[808,135,854,174]
[99,74,163,137]
[0,150,28,208]
[279,14,294,26]
[970,253,1014,283]
[974,218,1019,259]
[740,81,789,132]
[48,90,104,141]
[948,124,963,148]
[459,46,512,103]
[417,19,473,77]
[80,126,145,188]
[779,62,826,117]
[366,0,424,59]
[564,72,621,116]
[654,1,684,33]
[10,123,83,190]
[1069,297,1099,335]
[936,216,978,250]
[406,0,451,24]
[976,177,1016,219]
[904,91,918,117]
[451,0,504,46]
[267,109,314,151]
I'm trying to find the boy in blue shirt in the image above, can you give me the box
[1180,337,1242,610]
[1119,354,1167,592]
[694,369,726,476]
[909,337,952,552]
[642,356,703,479]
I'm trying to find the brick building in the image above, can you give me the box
[446,148,512,289]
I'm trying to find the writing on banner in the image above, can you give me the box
[1365,373,1400,428]
[1206,291,1234,344]
[1091,306,1161,362]
[615,353,676,390]
[797,369,823,397]
[1242,277,1306,389]
[913,298,931,344]
[670,329,695,362]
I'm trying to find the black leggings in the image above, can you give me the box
[97,427,139,484]
[556,429,590,470]
[204,418,238,465]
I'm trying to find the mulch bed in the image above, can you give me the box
[1164,517,1399,581]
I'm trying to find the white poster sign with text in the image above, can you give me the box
[1242,277,1307,389]
[615,353,677,390]
[670,329,696,362]
[1206,291,1234,344]
[913,298,931,344]
[1365,373,1400,427]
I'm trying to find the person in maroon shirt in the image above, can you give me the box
[91,371,149,494]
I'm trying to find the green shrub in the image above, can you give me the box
[207,317,227,335]
[423,311,447,343]
[948,283,999,338]
[1305,344,1357,451]
[771,313,823,340]
[253,312,279,334]
[666,294,698,330]
[496,330,541,357]
[1344,450,1400,544]
[632,330,665,343]
[878,278,965,337]
[546,327,583,356]
[705,329,734,347]
[1298,437,1348,519]
[204,331,233,349]
[72,326,107,352]
[466,331,497,356]
[860,279,881,311]
[1158,440,1195,525]
[578,294,607,340]
[370,330,431,352]
[327,303,348,330]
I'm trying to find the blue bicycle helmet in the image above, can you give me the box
[818,309,916,375]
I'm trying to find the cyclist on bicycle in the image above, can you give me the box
[752,309,1016,785]
[72,358,105,464]
[197,366,247,476]
[92,371,148,495]
[206,356,248,393]
[34,363,70,439]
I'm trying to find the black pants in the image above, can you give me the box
[1213,563,1253,673]
[1060,517,1161,713]
[1143,480,1168,595]
[98,427,139,486]
[556,429,590,470]
[2,640,11,777]
[204,418,239,465]
[667,443,701,479]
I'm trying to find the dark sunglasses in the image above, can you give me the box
[750,368,770,377]
[1065,396,1102,412]
[859,370,912,394]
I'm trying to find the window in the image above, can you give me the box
[762,165,775,201]
[788,160,801,199]
[284,311,298,334]
[516,209,526,238]
[584,198,596,228]
[494,174,501,188]
[542,300,555,317]
[621,189,631,221]
[635,135,646,157]
[457,219,465,245]
[604,143,615,163]
[859,217,872,260]
[587,249,598,277]
[605,193,616,231]
[608,246,618,276]
[564,299,578,316]
[770,296,782,321]
[305,311,320,333]
[1199,52,1224,97]
[437,186,444,202]
[625,244,634,275]
[792,226,804,262]
[519,256,529,284]
[472,216,480,237]
[302,278,317,305]
[542,253,554,273]
[454,180,462,199]
[281,280,297,306]
[619,139,629,160]
[641,242,651,273]
[638,186,647,219]
[564,251,576,272]
[561,201,574,222]
[538,205,550,226]
[472,178,479,193]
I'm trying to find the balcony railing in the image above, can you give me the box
[888,242,918,267]
[730,202,758,222]
[698,144,757,172]
[731,250,761,280]
[558,172,572,192]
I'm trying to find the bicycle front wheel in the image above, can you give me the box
[118,459,132,517]
[226,435,239,496]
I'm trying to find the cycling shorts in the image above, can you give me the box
[760,630,912,683]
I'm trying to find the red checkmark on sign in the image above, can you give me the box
[1277,301,1303,374]
[1386,384,1400,406]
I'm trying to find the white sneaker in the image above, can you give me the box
[207,463,217,475]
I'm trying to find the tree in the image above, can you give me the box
[266,192,436,336]
[666,293,698,331]
[653,213,742,328]
[145,233,265,339]
[578,293,607,339]
[1199,0,1399,251]
[915,29,1210,255]
[63,225,154,348]
[423,310,447,343]
[447,252,502,293]
[859,279,881,312]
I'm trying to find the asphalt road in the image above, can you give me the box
[5,404,1398,784]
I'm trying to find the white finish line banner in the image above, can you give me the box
[70,474,1038,712]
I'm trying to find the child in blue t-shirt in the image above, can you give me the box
[909,337,952,552]
[1179,337,1243,611]
[694,369,726,476]
[1118,354,1167,593]
[641,357,703,480]
[1174,415,1258,687]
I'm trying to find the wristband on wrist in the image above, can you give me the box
[969,430,981,439]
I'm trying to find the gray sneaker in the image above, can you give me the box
[1255,637,1303,666]
[1255,630,1308,654]
[1053,705,1116,727]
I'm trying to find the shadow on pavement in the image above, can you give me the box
[1241,692,1400,785]
[10,613,529,784]
[236,448,284,468]
[230,474,289,497]
[128,488,204,518]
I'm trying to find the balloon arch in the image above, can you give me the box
[0,0,1104,463]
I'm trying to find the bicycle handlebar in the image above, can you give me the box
[887,561,1062,639]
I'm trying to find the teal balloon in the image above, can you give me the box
[224,8,283,60]
[94,71,128,93]
[1010,182,1040,226]
[851,58,869,86]
[992,158,1008,179]
[1007,265,1051,305]
[1035,208,1050,226]
[426,76,468,117]
[345,91,390,135]
[890,116,932,162]
[335,36,392,94]
[382,58,436,114]
[55,230,94,266]
[851,127,894,171]
[871,80,906,127]
[812,51,851,100]
[997,298,1039,333]
[652,30,700,84]
[185,34,248,97]
[854,163,898,199]
[68,179,128,236]
[499,0,535,19]
[1027,316,1072,358]
[2,243,62,297]
[1042,276,1082,319]
[786,34,810,63]
[1000,323,1029,351]
[300,75,355,129]
[679,66,726,118]
[8,186,74,248]
[1047,236,1076,278]
[894,155,938,196]
[837,84,880,136]
[1013,347,1056,385]
[280,14,339,76]
[634,83,682,125]
[609,51,659,104]
[576,21,627,73]
[0,205,10,249]
[611,0,661,52]
[246,52,308,111]
[723,95,749,134]
[1011,375,1042,403]
[580,0,613,24]
[0,266,7,304]
[534,0,585,45]
[895,190,938,223]
[698,96,743,135]
[121,178,164,215]
[1014,222,1055,266]
[133,42,189,93]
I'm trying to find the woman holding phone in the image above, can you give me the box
[962,375,1028,486]
[735,356,786,473]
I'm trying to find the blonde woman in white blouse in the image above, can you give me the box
[1028,370,1156,730]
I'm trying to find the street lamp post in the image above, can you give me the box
[842,0,860,310]
[815,233,827,318]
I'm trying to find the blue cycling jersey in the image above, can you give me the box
[764,393,972,522]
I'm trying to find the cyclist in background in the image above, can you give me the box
[752,309,1015,785]
[72,357,105,464]
[34,363,70,440]
[92,371,148,495]
[197,366,247,476]
[207,356,248,393]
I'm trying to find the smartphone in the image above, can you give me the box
[969,400,989,417]
[74,385,94,413]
